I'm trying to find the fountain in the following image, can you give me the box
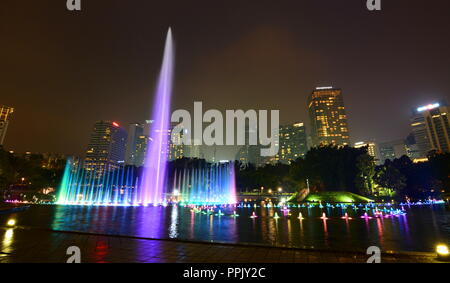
[56,158,137,206]
[171,162,237,205]
[140,28,174,205]
[56,29,236,207]
[341,212,352,220]
[320,212,328,220]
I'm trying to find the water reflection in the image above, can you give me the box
[169,205,178,238]
[0,204,446,253]
[2,229,14,253]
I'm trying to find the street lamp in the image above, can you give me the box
[7,219,16,227]
[436,244,449,261]
[277,187,282,193]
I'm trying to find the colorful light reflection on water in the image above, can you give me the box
[2,203,447,253]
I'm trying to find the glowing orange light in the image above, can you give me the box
[112,122,119,127]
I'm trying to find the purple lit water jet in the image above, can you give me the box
[141,28,174,205]
[56,28,237,207]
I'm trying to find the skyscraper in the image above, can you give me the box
[236,145,267,167]
[379,139,408,164]
[0,105,14,146]
[125,120,153,167]
[308,87,350,147]
[354,141,380,163]
[125,123,144,166]
[404,133,422,160]
[169,128,185,161]
[275,122,308,164]
[410,107,433,158]
[417,102,450,153]
[84,120,127,175]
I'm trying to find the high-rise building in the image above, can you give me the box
[183,138,202,159]
[379,139,408,164]
[236,145,267,167]
[275,122,308,164]
[308,87,350,147]
[125,123,144,165]
[416,102,450,153]
[235,121,267,167]
[41,153,66,170]
[404,133,422,160]
[0,105,14,146]
[84,120,127,175]
[124,121,153,167]
[410,107,433,158]
[354,141,380,163]
[169,129,185,161]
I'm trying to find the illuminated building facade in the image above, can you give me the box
[125,123,144,166]
[125,121,188,164]
[354,141,379,163]
[124,121,152,167]
[236,144,266,167]
[84,120,127,174]
[0,105,14,145]
[418,102,450,152]
[41,153,66,170]
[404,133,422,160]
[169,129,185,161]
[379,139,407,164]
[275,122,308,164]
[411,108,433,158]
[235,123,267,167]
[308,87,350,147]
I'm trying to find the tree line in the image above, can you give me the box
[1,145,448,202]
[0,146,65,200]
[236,145,450,201]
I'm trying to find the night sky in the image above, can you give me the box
[1,0,450,159]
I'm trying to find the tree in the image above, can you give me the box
[0,147,66,196]
[374,164,406,198]
[355,153,376,195]
[290,145,367,193]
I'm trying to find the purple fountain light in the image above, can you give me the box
[141,28,174,205]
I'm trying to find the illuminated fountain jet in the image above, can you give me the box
[140,28,174,205]
[57,28,236,206]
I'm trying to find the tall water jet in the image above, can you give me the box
[56,28,236,207]
[141,28,175,205]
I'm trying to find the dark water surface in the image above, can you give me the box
[1,204,449,252]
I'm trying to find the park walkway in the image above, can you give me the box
[0,226,438,263]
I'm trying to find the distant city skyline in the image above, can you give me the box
[1,1,450,156]
[2,96,450,162]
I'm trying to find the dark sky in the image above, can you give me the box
[1,0,450,158]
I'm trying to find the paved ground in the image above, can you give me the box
[0,226,439,263]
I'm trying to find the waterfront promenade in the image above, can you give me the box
[0,226,438,263]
